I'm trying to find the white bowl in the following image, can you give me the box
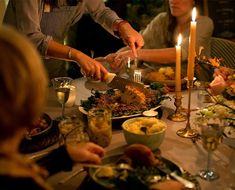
[122,117,167,150]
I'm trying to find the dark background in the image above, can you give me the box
[66,0,235,78]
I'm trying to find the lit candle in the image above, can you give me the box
[187,7,197,81]
[175,34,182,98]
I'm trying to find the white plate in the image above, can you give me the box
[78,105,161,121]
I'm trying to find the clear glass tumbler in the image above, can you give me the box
[87,108,112,147]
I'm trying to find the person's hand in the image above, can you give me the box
[105,50,134,73]
[76,52,108,81]
[66,142,106,165]
[118,22,144,57]
[150,180,184,190]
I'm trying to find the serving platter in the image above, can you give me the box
[79,86,168,121]
[88,154,200,190]
[78,105,162,120]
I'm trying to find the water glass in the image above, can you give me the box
[87,108,112,147]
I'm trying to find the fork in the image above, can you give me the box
[133,70,142,83]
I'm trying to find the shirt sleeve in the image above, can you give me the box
[4,0,52,56]
[84,0,121,35]
[36,145,74,176]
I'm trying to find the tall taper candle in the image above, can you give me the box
[187,7,197,81]
[175,34,182,98]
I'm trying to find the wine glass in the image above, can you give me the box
[198,118,225,181]
[51,77,72,120]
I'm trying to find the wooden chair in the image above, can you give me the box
[211,37,235,69]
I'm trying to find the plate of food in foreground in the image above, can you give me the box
[79,85,169,120]
[88,144,200,190]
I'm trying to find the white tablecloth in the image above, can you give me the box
[44,77,235,190]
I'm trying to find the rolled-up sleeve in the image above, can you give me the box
[4,0,52,56]
[85,0,120,35]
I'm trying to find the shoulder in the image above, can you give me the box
[151,12,168,23]
[198,16,214,29]
[144,12,168,30]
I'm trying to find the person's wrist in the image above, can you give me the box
[113,19,129,37]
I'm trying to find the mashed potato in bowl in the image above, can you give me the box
[123,117,166,135]
[122,117,167,150]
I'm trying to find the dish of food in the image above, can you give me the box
[25,113,52,138]
[78,105,161,120]
[122,117,166,135]
[79,86,168,120]
[142,67,186,86]
[88,144,200,190]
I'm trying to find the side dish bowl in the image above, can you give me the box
[122,117,167,150]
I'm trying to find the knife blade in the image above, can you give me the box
[104,73,145,91]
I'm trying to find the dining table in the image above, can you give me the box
[29,77,235,190]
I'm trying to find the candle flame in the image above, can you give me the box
[192,7,197,21]
[177,34,182,46]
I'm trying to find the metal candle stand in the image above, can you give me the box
[168,95,186,122]
[176,79,199,138]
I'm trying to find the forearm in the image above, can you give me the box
[36,145,73,175]
[47,40,108,79]
[47,40,84,63]
[138,48,176,64]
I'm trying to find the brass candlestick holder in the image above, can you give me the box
[176,79,199,138]
[168,95,187,122]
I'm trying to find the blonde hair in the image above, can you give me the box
[0,26,48,139]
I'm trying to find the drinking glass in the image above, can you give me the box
[198,118,225,180]
[196,81,211,109]
[87,108,112,147]
[59,116,88,145]
[51,77,72,120]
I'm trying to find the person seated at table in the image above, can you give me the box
[3,0,144,80]
[105,0,214,81]
[0,25,105,190]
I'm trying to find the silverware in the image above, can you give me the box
[156,166,195,189]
